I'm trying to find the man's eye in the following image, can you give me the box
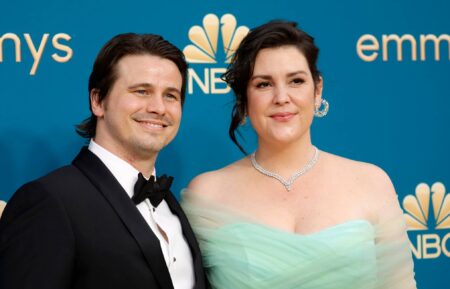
[165,93,179,101]
[134,89,148,95]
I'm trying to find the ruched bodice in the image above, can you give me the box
[181,191,417,289]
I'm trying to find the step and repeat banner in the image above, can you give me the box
[0,0,448,288]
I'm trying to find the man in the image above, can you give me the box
[0,33,207,289]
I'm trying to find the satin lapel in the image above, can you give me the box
[165,192,207,289]
[72,147,174,289]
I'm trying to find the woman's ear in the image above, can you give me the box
[314,76,323,107]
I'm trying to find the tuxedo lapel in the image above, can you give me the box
[164,193,207,289]
[72,147,174,289]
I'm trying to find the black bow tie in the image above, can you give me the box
[132,173,173,207]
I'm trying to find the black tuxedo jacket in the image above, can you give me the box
[0,147,207,289]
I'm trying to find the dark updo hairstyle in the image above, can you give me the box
[222,21,321,154]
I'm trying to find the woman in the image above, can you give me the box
[182,21,416,289]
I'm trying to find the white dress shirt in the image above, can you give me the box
[88,140,195,289]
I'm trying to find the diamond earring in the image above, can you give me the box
[314,99,329,118]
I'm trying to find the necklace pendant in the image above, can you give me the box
[250,146,320,194]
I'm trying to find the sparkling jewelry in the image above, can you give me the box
[250,146,320,191]
[314,99,329,117]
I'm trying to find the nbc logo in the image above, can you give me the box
[402,182,450,259]
[183,14,249,94]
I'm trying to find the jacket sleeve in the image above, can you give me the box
[0,181,75,289]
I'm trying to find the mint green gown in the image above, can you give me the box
[182,192,417,289]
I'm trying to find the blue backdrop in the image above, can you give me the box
[1,1,449,288]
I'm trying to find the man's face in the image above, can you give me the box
[92,54,183,161]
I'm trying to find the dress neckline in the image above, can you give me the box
[219,219,374,238]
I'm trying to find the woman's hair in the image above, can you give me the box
[222,21,321,154]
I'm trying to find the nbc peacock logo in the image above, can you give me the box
[402,182,450,259]
[183,13,249,95]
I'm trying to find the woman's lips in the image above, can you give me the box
[270,112,296,122]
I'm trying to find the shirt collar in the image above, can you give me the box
[88,140,155,199]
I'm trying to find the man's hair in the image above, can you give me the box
[76,33,188,139]
[222,21,321,154]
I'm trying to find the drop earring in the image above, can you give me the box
[314,99,329,117]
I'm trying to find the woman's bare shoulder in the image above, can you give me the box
[186,157,249,200]
[323,151,396,198]
[322,151,400,220]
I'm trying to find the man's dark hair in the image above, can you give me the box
[76,33,188,139]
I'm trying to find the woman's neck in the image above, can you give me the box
[254,136,317,179]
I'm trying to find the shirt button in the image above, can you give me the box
[152,207,156,212]
[173,257,176,262]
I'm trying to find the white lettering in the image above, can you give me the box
[52,33,73,62]
[0,33,21,62]
[24,33,49,75]
[188,68,209,94]
[382,34,417,61]
[210,68,230,94]
[0,32,73,75]
[358,33,450,62]
[442,233,450,257]
[356,34,379,62]
[420,34,450,61]
[422,234,441,259]
[410,234,422,259]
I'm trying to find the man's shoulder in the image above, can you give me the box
[16,147,98,197]
[1,164,83,221]
[13,164,83,197]
[32,146,98,188]
[37,164,82,184]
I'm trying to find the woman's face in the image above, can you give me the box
[246,45,323,147]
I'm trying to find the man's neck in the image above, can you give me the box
[91,139,156,177]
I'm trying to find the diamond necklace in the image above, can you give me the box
[250,146,320,192]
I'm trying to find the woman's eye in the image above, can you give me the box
[291,78,305,85]
[256,82,270,88]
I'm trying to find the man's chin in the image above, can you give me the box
[136,142,165,155]
[132,135,175,155]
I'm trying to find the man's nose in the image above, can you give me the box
[146,94,166,114]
